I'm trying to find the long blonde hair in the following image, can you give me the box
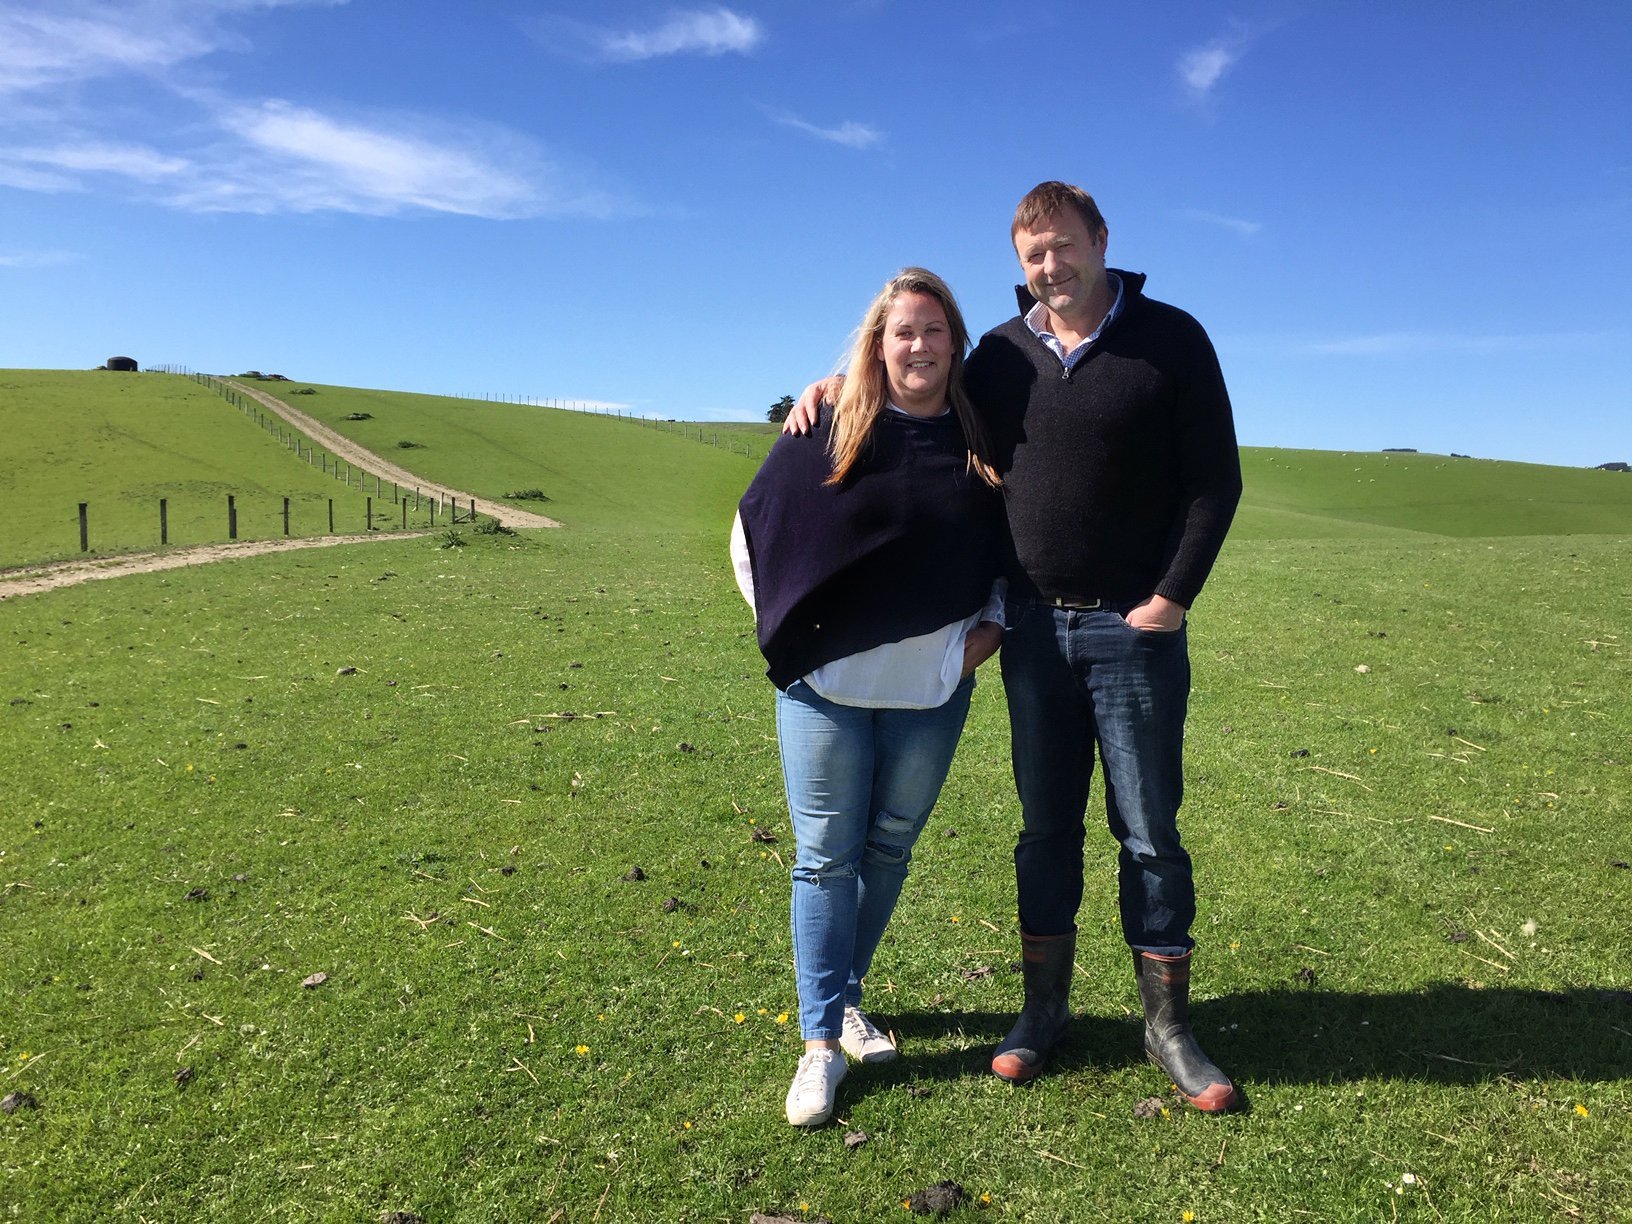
[825,267,1001,489]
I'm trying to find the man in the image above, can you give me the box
[788,181,1242,1112]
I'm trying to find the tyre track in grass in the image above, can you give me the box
[0,533,431,600]
[223,379,561,531]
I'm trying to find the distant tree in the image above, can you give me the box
[767,395,795,423]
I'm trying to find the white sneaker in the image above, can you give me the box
[840,1006,898,1063]
[784,1048,846,1126]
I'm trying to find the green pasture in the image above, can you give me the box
[0,372,407,569]
[248,382,763,532]
[2,373,1630,1221]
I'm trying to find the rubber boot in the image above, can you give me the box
[1134,950,1239,1113]
[991,930,1075,1083]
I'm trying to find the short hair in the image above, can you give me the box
[1011,181,1106,242]
[827,267,1000,489]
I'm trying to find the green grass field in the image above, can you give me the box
[2,373,1629,1221]
[0,372,409,568]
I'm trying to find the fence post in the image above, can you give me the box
[160,498,168,546]
[79,502,88,552]
[430,500,436,527]
[283,496,290,536]
[328,498,334,533]
[469,497,476,522]
[367,496,373,531]
[228,494,237,540]
[401,499,407,529]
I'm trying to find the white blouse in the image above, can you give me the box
[731,510,1003,709]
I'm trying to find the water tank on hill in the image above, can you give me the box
[106,356,138,372]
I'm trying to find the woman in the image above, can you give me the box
[732,268,1006,1126]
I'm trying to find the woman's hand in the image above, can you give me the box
[961,620,1004,677]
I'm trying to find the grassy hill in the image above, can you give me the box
[6,372,1631,568]
[2,370,1628,1220]
[0,371,398,568]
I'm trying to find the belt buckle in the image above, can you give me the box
[1050,595,1102,611]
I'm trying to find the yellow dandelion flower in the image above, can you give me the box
[950,915,961,923]
[799,1204,808,1213]
[185,763,194,772]
[1183,1213,1196,1223]
[574,1044,589,1056]
[1229,940,1241,950]
[1444,843,1454,851]
[683,1120,693,1129]
[757,1008,768,1015]
[672,940,681,948]
[982,1193,992,1204]
[775,1012,789,1025]
[734,1013,746,1024]
[1575,1103,1590,1117]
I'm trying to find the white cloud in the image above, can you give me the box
[1177,208,1261,237]
[0,0,343,93]
[597,7,762,61]
[1176,21,1276,102]
[1178,40,1238,96]
[6,141,188,180]
[169,99,616,219]
[0,248,78,267]
[761,106,881,150]
[0,1,635,220]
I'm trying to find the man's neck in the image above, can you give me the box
[1045,282,1116,350]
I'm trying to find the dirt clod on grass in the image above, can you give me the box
[1133,1096,1167,1118]
[844,1129,869,1149]
[1296,967,1318,986]
[661,897,682,912]
[623,866,647,882]
[2,1091,40,1114]
[750,827,778,844]
[959,965,994,982]
[301,972,329,989]
[184,887,209,902]
[380,1212,425,1224]
[907,1180,966,1216]
[752,1213,831,1224]
[175,1066,195,1089]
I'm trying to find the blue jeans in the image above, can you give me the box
[1000,599,1195,956]
[775,675,975,1040]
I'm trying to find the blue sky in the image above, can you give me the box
[2,1,1628,467]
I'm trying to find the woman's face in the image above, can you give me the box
[876,291,953,415]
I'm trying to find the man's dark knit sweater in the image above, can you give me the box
[964,270,1242,609]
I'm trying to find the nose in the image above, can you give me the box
[910,335,928,351]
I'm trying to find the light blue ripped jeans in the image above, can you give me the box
[774,674,975,1040]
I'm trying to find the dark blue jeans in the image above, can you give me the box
[1000,598,1195,956]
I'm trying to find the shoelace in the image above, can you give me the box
[844,1011,885,1042]
[793,1051,837,1092]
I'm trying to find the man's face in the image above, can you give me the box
[1014,209,1109,329]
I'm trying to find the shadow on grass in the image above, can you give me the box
[861,985,1632,1095]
